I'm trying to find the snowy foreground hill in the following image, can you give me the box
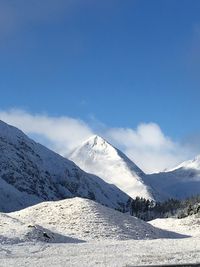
[6,197,186,242]
[0,198,199,266]
[0,120,129,212]
[70,135,200,201]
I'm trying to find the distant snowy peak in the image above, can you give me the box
[70,135,155,200]
[170,155,200,172]
[144,154,200,201]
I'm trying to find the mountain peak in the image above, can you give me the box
[84,135,110,148]
[174,154,200,171]
[81,135,120,158]
[70,135,154,200]
[89,134,105,141]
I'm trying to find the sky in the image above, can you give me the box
[0,0,200,173]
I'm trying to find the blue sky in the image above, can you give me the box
[0,0,200,172]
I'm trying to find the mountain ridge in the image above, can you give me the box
[168,155,200,172]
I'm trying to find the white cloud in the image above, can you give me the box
[107,123,174,150]
[105,123,192,173]
[0,109,93,155]
[0,109,195,173]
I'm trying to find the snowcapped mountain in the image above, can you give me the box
[144,155,200,200]
[0,120,129,212]
[70,135,200,201]
[1,119,199,210]
[69,135,155,200]
[169,155,200,171]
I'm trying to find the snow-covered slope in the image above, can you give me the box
[0,177,40,212]
[7,197,186,242]
[144,155,200,200]
[170,155,200,171]
[0,120,129,212]
[150,213,200,237]
[0,212,83,244]
[0,201,198,266]
[70,135,155,200]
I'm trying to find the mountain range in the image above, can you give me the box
[0,120,200,213]
[70,135,200,201]
[0,120,129,212]
[144,156,200,200]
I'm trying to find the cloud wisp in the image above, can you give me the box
[0,109,195,173]
[0,109,93,156]
[106,124,190,173]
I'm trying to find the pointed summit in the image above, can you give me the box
[87,134,106,144]
[79,135,122,161]
[83,135,110,149]
[70,135,155,200]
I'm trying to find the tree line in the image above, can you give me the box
[127,195,200,221]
